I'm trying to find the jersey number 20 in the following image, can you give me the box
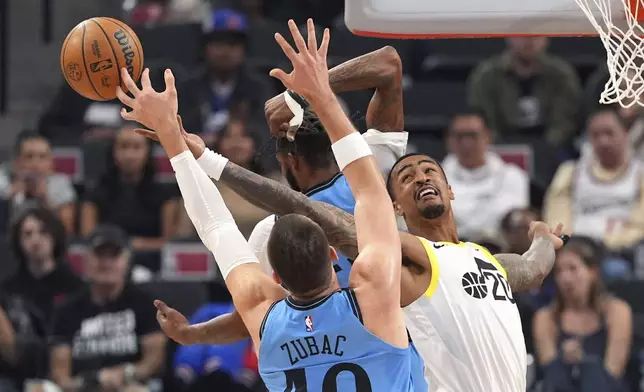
[284,362,372,391]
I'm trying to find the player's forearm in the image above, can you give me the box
[219,162,360,259]
[185,310,251,345]
[329,46,401,94]
[495,235,556,292]
[328,46,403,132]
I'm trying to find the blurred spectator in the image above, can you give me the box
[533,237,632,392]
[178,9,273,143]
[467,38,581,146]
[0,207,84,386]
[81,125,180,252]
[500,207,540,255]
[173,302,257,391]
[4,206,84,328]
[442,112,530,239]
[0,132,77,233]
[177,117,278,238]
[126,0,210,26]
[50,225,166,392]
[0,304,18,391]
[544,108,644,250]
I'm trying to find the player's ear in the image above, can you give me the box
[287,153,299,170]
[392,201,404,217]
[328,246,338,262]
[448,184,455,200]
[272,271,282,285]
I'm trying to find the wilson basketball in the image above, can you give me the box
[60,17,144,101]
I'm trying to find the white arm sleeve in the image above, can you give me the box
[362,129,408,178]
[170,151,258,280]
[248,215,276,275]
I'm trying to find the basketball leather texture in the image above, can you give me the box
[60,17,144,101]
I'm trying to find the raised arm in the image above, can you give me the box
[495,222,565,292]
[115,67,285,347]
[265,46,403,136]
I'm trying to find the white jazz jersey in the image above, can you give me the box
[404,239,526,392]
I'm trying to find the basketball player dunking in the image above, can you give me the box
[143,20,566,392]
[118,20,420,391]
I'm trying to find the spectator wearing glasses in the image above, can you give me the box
[442,112,530,239]
[50,225,166,392]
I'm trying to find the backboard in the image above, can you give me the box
[345,0,641,37]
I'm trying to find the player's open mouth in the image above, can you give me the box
[416,185,439,201]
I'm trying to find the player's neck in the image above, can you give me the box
[300,167,339,194]
[406,212,459,243]
[290,282,340,304]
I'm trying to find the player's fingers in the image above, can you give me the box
[274,33,298,63]
[115,86,135,108]
[164,69,176,96]
[134,128,159,142]
[269,69,290,87]
[141,68,152,90]
[318,28,330,58]
[177,115,185,132]
[154,299,170,313]
[120,107,135,121]
[306,19,317,56]
[553,223,564,236]
[288,19,308,54]
[121,68,139,96]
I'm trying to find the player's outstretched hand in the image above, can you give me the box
[154,300,192,345]
[135,116,206,158]
[270,19,332,105]
[116,67,178,135]
[529,221,566,250]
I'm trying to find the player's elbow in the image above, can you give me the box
[379,46,403,84]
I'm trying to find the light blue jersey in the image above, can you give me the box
[270,173,427,392]
[305,173,355,288]
[259,289,415,392]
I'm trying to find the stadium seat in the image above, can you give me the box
[133,23,203,69]
[161,240,217,281]
[403,81,467,132]
[327,28,413,73]
[417,38,505,80]
[52,147,83,183]
[137,280,208,320]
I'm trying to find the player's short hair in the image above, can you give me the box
[386,153,447,199]
[267,213,333,296]
[276,108,335,169]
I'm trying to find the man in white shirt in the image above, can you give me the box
[442,112,530,239]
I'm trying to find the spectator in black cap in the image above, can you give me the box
[49,224,166,392]
[178,9,273,145]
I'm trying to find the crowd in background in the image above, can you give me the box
[0,0,643,391]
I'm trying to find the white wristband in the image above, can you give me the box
[196,148,229,181]
[331,132,373,171]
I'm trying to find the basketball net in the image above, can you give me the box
[574,0,644,107]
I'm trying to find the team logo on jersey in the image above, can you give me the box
[462,257,515,303]
[305,316,314,332]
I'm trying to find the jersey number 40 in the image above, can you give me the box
[284,362,372,391]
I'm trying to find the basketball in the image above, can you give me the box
[60,17,144,101]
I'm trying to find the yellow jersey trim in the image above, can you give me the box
[418,237,440,299]
[470,242,507,279]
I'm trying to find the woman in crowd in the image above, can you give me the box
[81,124,180,251]
[533,236,632,392]
[177,117,280,238]
[1,206,84,387]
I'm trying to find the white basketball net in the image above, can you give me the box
[574,0,644,107]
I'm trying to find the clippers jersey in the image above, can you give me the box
[403,239,526,392]
[259,289,415,392]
